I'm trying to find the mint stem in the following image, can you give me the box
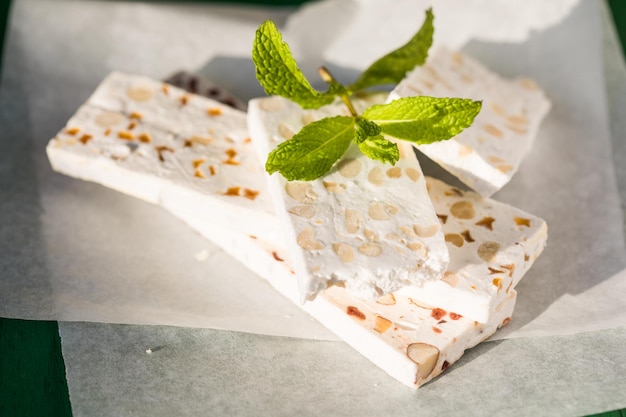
[318,66,358,117]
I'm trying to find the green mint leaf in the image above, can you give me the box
[253,20,335,109]
[363,96,482,144]
[358,136,399,165]
[266,116,355,181]
[354,117,381,144]
[349,9,434,92]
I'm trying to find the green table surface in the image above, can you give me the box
[1,1,625,416]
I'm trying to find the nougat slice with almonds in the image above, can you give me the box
[248,95,449,301]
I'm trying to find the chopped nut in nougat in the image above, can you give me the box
[390,48,551,196]
[248,95,449,301]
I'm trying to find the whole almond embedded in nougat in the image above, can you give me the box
[390,48,551,197]
[248,95,450,301]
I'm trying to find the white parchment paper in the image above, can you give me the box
[1,0,625,348]
[58,322,626,417]
[0,0,625,415]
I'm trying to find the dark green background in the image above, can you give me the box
[0,1,625,416]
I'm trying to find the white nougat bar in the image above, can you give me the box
[168,205,516,388]
[248,96,450,301]
[316,287,516,388]
[46,72,278,242]
[397,176,546,322]
[391,48,551,197]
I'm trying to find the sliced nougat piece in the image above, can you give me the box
[390,48,551,196]
[317,286,516,388]
[248,95,449,301]
[46,75,277,241]
[397,177,547,322]
[167,208,515,389]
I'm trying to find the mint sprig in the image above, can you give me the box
[252,10,482,181]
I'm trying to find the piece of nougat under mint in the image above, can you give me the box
[390,48,551,197]
[248,95,449,300]
[46,72,277,241]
